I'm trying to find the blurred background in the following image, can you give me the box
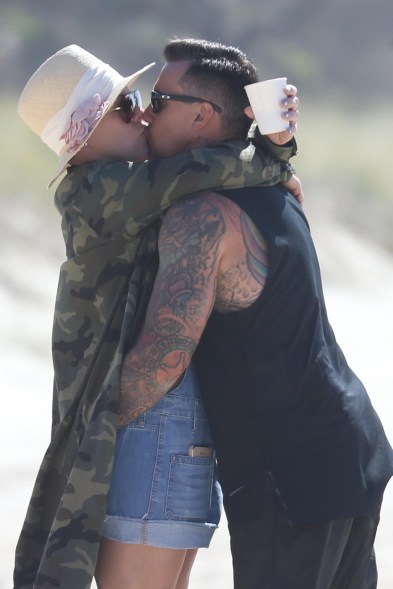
[1,1,393,587]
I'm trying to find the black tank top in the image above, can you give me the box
[194,185,393,523]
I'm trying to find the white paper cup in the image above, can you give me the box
[245,77,288,135]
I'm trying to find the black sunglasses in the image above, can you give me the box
[111,90,142,123]
[150,89,222,114]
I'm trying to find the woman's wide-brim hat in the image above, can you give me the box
[18,44,155,187]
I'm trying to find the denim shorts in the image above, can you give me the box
[102,364,222,548]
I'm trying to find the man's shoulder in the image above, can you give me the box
[162,190,226,221]
[169,190,241,215]
[160,192,243,268]
[162,191,240,236]
[159,191,234,253]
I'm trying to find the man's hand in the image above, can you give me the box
[283,174,304,207]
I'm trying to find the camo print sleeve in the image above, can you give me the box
[249,126,298,161]
[55,140,294,250]
[117,141,294,239]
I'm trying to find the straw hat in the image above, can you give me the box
[18,44,155,187]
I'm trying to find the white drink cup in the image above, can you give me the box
[245,77,288,135]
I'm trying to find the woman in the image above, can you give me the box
[15,44,299,589]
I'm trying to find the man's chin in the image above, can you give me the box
[148,143,182,160]
[147,145,167,160]
[145,139,156,160]
[145,144,153,161]
[146,132,172,159]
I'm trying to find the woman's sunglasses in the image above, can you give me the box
[111,90,142,123]
[150,89,222,114]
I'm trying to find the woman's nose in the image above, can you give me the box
[131,105,144,123]
[142,103,154,124]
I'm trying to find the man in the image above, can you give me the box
[118,38,393,588]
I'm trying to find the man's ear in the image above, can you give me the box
[244,105,255,120]
[192,102,215,129]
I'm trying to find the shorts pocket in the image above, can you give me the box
[166,454,215,522]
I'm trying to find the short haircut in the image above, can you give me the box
[163,38,259,139]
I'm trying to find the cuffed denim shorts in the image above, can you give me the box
[102,364,222,549]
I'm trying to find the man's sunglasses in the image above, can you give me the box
[150,89,222,114]
[111,90,142,123]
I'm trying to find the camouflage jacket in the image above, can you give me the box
[14,138,296,589]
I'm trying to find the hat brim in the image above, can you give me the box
[47,62,155,188]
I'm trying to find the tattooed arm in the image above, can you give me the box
[118,194,224,425]
[118,192,269,425]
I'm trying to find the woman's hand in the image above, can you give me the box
[283,173,304,207]
[245,84,300,146]
[267,84,299,145]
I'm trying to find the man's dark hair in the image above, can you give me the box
[163,38,259,139]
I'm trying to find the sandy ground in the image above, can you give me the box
[1,210,392,589]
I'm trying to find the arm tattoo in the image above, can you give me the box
[119,196,225,425]
[241,211,269,285]
[215,210,269,313]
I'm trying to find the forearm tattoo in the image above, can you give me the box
[119,196,225,425]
